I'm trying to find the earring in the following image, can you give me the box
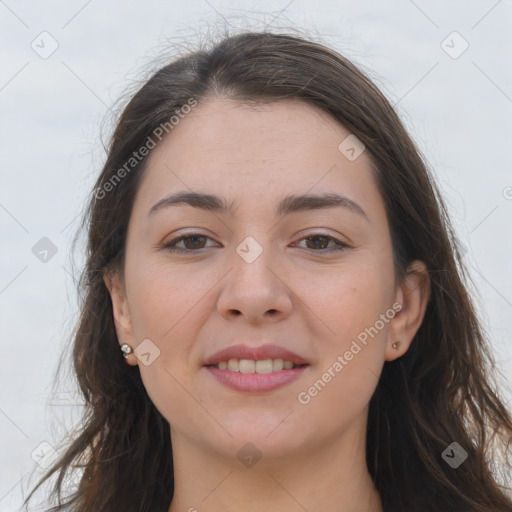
[120,344,133,359]
[392,341,401,351]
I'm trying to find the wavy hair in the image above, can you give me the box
[24,28,512,512]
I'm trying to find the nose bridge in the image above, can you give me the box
[231,234,281,290]
[217,233,292,320]
[235,235,267,266]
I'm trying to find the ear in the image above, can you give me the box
[385,260,431,361]
[103,271,138,366]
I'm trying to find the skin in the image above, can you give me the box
[105,97,431,512]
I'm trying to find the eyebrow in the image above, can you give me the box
[148,191,369,221]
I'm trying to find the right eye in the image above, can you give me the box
[162,234,217,254]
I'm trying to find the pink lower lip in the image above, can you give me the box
[204,365,309,392]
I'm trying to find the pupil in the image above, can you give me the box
[185,236,204,249]
[309,236,327,249]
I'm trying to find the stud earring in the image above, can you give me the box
[392,341,402,351]
[120,344,133,359]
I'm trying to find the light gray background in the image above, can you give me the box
[1,1,511,510]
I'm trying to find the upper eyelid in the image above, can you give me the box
[164,231,349,249]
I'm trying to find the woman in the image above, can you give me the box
[24,29,512,512]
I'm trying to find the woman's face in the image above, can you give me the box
[107,97,426,465]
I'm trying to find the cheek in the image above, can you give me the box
[125,259,211,423]
[125,257,215,342]
[124,258,221,414]
[295,250,394,404]
[296,250,394,342]
[294,264,393,425]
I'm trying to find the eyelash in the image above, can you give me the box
[162,233,349,254]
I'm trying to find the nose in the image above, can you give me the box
[216,239,293,324]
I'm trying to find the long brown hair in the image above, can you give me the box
[23,28,512,512]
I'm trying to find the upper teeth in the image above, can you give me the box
[213,358,296,373]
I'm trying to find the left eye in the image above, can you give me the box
[162,233,348,254]
[294,234,348,252]
[162,234,214,253]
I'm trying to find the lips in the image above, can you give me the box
[202,343,310,392]
[203,343,309,367]
[205,365,309,392]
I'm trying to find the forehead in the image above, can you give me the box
[133,97,384,221]
[147,97,357,169]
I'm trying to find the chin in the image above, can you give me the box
[212,415,310,457]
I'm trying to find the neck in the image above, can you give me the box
[167,415,383,512]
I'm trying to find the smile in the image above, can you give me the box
[206,358,306,373]
[204,361,310,392]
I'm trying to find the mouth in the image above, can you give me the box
[202,343,310,392]
[203,343,309,368]
[204,358,309,373]
[203,355,310,392]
